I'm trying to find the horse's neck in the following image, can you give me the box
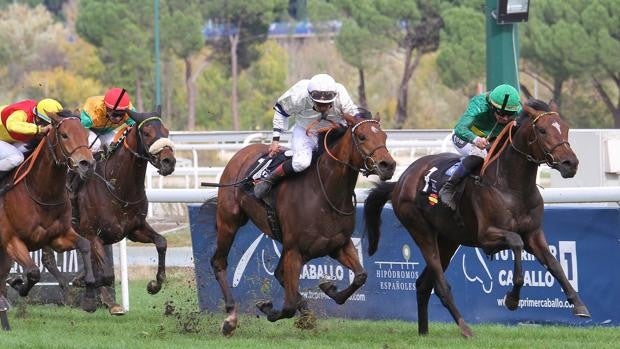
[317,131,359,197]
[104,133,148,194]
[493,134,539,192]
[29,142,67,198]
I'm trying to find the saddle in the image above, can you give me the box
[243,149,293,192]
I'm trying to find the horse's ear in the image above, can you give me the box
[375,112,381,122]
[342,113,355,126]
[549,100,558,112]
[522,103,535,117]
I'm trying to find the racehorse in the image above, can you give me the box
[42,107,176,314]
[211,113,396,336]
[363,99,590,338]
[0,110,96,306]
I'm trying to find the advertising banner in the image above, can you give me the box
[190,203,620,325]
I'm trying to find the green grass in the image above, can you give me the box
[3,269,618,349]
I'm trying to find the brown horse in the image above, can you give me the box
[211,113,396,336]
[363,100,590,338]
[0,110,95,305]
[42,107,176,314]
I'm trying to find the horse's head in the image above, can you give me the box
[127,107,176,176]
[342,112,396,180]
[47,110,95,179]
[519,100,579,178]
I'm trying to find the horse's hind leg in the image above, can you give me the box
[5,237,40,297]
[319,239,366,305]
[415,238,459,336]
[128,223,167,294]
[526,230,590,317]
[0,251,13,331]
[257,249,303,322]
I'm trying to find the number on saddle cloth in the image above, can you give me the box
[420,158,462,195]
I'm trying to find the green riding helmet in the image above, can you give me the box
[488,84,521,112]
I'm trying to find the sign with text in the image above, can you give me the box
[190,203,619,325]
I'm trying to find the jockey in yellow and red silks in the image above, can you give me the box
[80,87,136,152]
[0,98,62,180]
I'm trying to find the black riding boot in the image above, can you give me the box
[438,156,484,210]
[254,160,294,199]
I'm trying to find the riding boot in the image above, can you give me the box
[254,160,294,199]
[438,163,469,210]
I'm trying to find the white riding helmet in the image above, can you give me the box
[307,73,338,103]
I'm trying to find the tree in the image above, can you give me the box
[204,0,287,130]
[76,0,155,111]
[436,6,485,92]
[160,0,208,130]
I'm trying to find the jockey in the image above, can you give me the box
[254,73,359,199]
[439,84,522,210]
[0,98,62,193]
[80,87,136,153]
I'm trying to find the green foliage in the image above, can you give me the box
[436,6,485,90]
[24,67,103,108]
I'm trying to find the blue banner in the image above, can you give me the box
[190,203,620,325]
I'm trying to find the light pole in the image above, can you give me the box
[154,0,161,105]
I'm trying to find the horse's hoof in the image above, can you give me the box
[319,281,336,294]
[294,309,317,330]
[108,304,125,316]
[147,280,162,294]
[221,319,236,337]
[256,300,273,314]
[573,305,591,318]
[504,294,519,311]
[71,276,85,288]
[458,318,474,338]
[81,297,97,313]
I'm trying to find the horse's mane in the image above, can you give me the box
[317,124,348,149]
[516,99,550,125]
[56,109,77,119]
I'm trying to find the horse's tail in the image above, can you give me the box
[364,181,396,256]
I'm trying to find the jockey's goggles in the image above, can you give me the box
[309,90,337,102]
[107,108,127,118]
[492,106,517,117]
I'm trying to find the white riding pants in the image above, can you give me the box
[0,140,28,171]
[88,130,116,152]
[290,125,319,173]
[450,132,487,158]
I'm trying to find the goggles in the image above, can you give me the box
[492,106,517,117]
[309,90,337,102]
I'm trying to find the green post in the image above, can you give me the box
[154,0,161,105]
[485,0,520,91]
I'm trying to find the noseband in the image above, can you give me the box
[324,119,387,176]
[510,111,571,167]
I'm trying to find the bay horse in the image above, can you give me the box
[363,100,590,338]
[0,110,95,307]
[211,113,396,336]
[41,107,176,314]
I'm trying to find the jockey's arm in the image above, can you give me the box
[5,111,39,136]
[454,95,488,143]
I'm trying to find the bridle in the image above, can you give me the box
[509,111,571,167]
[323,119,387,176]
[318,119,387,215]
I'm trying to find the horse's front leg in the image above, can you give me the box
[482,227,524,311]
[41,247,70,304]
[319,239,366,305]
[256,249,303,322]
[5,236,41,297]
[128,223,167,294]
[526,229,590,317]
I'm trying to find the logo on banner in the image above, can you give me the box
[461,241,580,293]
[374,244,421,292]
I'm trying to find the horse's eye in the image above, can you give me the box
[537,127,546,135]
[357,134,366,141]
[61,133,69,139]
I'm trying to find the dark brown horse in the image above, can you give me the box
[0,110,95,306]
[211,113,396,336]
[42,107,176,314]
[363,100,590,337]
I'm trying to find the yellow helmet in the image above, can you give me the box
[35,98,63,123]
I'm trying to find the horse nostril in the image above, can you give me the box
[379,160,395,173]
[79,159,91,169]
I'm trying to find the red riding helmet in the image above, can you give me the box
[104,87,131,110]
